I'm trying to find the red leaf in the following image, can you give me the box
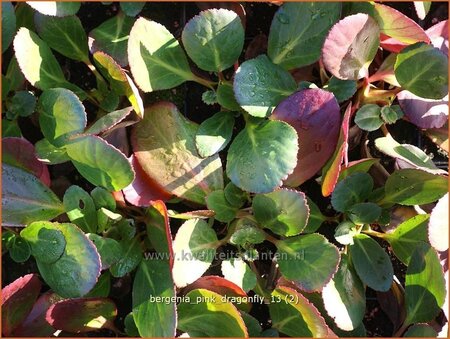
[3,137,50,186]
[1,274,42,336]
[271,89,340,186]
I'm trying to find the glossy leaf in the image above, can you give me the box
[334,221,358,245]
[331,172,373,212]
[34,13,89,62]
[195,111,235,158]
[178,289,248,337]
[322,254,365,331]
[109,236,142,277]
[338,158,379,181]
[354,104,383,132]
[269,286,329,337]
[182,9,244,72]
[224,181,247,208]
[347,202,382,225]
[1,274,41,336]
[221,259,257,292]
[132,102,223,203]
[38,88,86,147]
[380,105,404,124]
[2,2,16,53]
[2,137,50,186]
[88,234,122,270]
[233,55,297,117]
[382,169,448,206]
[271,88,341,186]
[206,190,237,223]
[276,233,340,292]
[385,214,429,265]
[7,90,37,118]
[350,234,393,292]
[21,221,66,264]
[326,77,357,103]
[229,218,265,246]
[395,42,448,100]
[35,138,70,165]
[404,323,438,337]
[128,17,195,92]
[35,222,101,298]
[253,188,309,236]
[26,1,80,17]
[172,219,218,287]
[397,90,448,129]
[85,272,111,298]
[375,134,446,175]
[46,298,117,333]
[120,2,145,17]
[322,14,380,80]
[91,187,116,211]
[227,118,298,193]
[66,135,134,191]
[429,193,449,252]
[9,236,31,263]
[302,198,326,234]
[63,185,97,233]
[2,164,64,226]
[89,13,135,66]
[132,260,176,337]
[268,2,341,69]
[217,81,240,111]
[86,107,133,135]
[405,242,446,324]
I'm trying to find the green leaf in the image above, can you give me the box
[2,119,21,138]
[322,254,365,331]
[124,313,139,337]
[380,105,403,124]
[229,218,265,246]
[178,289,248,337]
[206,190,237,223]
[385,214,429,265]
[375,134,446,175]
[334,221,358,245]
[224,182,247,209]
[240,312,262,337]
[405,242,446,324]
[89,13,135,66]
[85,107,133,135]
[145,201,173,266]
[268,2,341,69]
[2,164,64,226]
[382,169,448,206]
[132,260,176,337]
[325,77,357,103]
[338,158,380,182]
[269,286,329,337]
[120,2,145,17]
[302,197,325,233]
[21,222,66,264]
[85,272,111,298]
[195,111,235,158]
[9,236,31,263]
[349,234,393,292]
[35,222,101,298]
[395,42,448,99]
[35,138,70,165]
[347,202,381,225]
[233,55,297,117]
[38,88,86,147]
[217,81,240,111]
[128,17,195,92]
[201,90,217,105]
[331,172,374,212]
[276,233,340,292]
[8,91,36,118]
[35,13,89,63]
[90,187,116,211]
[226,118,298,193]
[182,8,244,72]
[109,236,142,277]
[2,2,16,53]
[221,258,257,292]
[404,324,438,337]
[26,1,80,16]
[65,135,134,191]
[63,185,97,233]
[132,102,223,204]
[354,104,383,132]
[253,188,309,236]
[88,234,122,270]
[172,219,218,287]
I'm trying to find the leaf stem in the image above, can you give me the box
[393,321,410,337]
[192,74,217,89]
[362,229,387,239]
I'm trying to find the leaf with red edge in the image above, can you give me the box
[122,154,172,206]
[2,137,50,186]
[270,89,340,186]
[322,104,352,197]
[322,14,380,80]
[46,298,117,333]
[1,274,42,336]
[145,200,174,269]
[85,107,134,135]
[12,292,63,337]
[429,193,449,252]
[167,209,215,220]
[132,102,223,204]
[184,275,251,312]
[338,158,379,182]
[379,34,408,54]
[427,20,448,56]
[397,90,448,129]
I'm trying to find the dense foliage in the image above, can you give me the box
[1,1,448,338]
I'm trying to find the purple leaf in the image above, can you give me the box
[397,90,448,129]
[271,89,340,186]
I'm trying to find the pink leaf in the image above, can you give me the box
[426,20,448,56]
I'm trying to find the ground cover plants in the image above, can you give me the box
[1,1,449,337]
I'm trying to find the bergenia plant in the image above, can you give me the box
[1,1,448,338]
